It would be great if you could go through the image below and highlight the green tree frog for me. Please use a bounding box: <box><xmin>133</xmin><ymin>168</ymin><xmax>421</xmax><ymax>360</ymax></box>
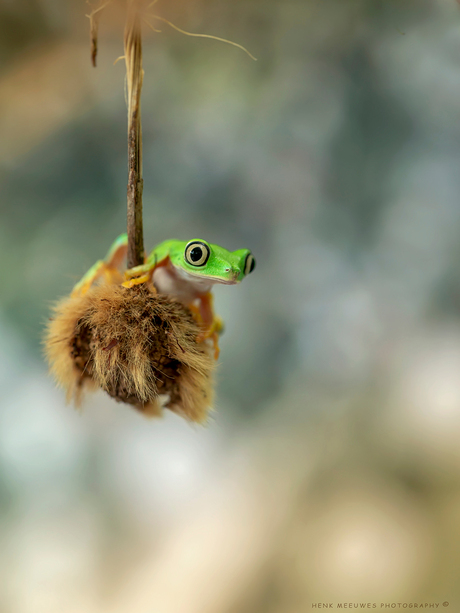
<box><xmin>72</xmin><ymin>234</ymin><xmax>256</xmax><ymax>358</ymax></box>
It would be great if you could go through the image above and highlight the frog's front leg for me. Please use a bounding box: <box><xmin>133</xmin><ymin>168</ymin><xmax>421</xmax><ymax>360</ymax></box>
<box><xmin>122</xmin><ymin>254</ymin><xmax>170</xmax><ymax>289</ymax></box>
<box><xmin>122</xmin><ymin>264</ymin><xmax>153</xmax><ymax>289</ymax></box>
<box><xmin>195</xmin><ymin>292</ymin><xmax>223</xmax><ymax>360</ymax></box>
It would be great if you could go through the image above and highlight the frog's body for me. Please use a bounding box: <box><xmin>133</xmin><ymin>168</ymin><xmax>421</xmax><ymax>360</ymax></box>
<box><xmin>72</xmin><ymin>234</ymin><xmax>255</xmax><ymax>358</ymax></box>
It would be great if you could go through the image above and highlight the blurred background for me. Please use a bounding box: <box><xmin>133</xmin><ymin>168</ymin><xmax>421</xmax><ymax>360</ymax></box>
<box><xmin>1</xmin><ymin>0</ymin><xmax>460</xmax><ymax>611</ymax></box>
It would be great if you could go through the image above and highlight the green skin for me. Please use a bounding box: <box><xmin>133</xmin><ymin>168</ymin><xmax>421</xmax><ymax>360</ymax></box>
<box><xmin>131</xmin><ymin>238</ymin><xmax>253</xmax><ymax>289</ymax></box>
<box><xmin>148</xmin><ymin>239</ymin><xmax>251</xmax><ymax>283</ymax></box>
<box><xmin>72</xmin><ymin>234</ymin><xmax>255</xmax><ymax>355</ymax></box>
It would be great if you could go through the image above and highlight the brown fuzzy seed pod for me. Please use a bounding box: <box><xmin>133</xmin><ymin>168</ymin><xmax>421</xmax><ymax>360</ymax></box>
<box><xmin>44</xmin><ymin>284</ymin><xmax>215</xmax><ymax>423</ymax></box>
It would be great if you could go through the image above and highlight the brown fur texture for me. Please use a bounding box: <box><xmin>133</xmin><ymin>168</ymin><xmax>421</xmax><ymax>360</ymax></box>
<box><xmin>44</xmin><ymin>284</ymin><xmax>215</xmax><ymax>423</ymax></box>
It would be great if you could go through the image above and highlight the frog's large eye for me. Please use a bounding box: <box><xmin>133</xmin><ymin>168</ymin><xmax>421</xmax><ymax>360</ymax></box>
<box><xmin>244</xmin><ymin>253</ymin><xmax>256</xmax><ymax>275</ymax></box>
<box><xmin>185</xmin><ymin>241</ymin><xmax>210</xmax><ymax>267</ymax></box>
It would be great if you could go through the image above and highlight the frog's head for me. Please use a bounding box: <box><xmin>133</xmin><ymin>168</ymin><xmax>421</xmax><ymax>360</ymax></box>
<box><xmin>169</xmin><ymin>239</ymin><xmax>256</xmax><ymax>284</ymax></box>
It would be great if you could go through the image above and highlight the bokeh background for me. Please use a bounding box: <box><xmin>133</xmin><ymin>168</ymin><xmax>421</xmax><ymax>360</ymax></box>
<box><xmin>1</xmin><ymin>0</ymin><xmax>460</xmax><ymax>611</ymax></box>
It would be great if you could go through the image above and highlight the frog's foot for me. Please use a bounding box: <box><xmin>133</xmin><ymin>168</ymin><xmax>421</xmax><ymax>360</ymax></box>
<box><xmin>196</xmin><ymin>317</ymin><xmax>222</xmax><ymax>343</ymax></box>
<box><xmin>121</xmin><ymin>264</ymin><xmax>154</xmax><ymax>289</ymax></box>
<box><xmin>196</xmin><ymin>317</ymin><xmax>223</xmax><ymax>360</ymax></box>
<box><xmin>121</xmin><ymin>274</ymin><xmax>151</xmax><ymax>289</ymax></box>
<box><xmin>213</xmin><ymin>315</ymin><xmax>224</xmax><ymax>336</ymax></box>
<box><xmin>123</xmin><ymin>264</ymin><xmax>148</xmax><ymax>280</ymax></box>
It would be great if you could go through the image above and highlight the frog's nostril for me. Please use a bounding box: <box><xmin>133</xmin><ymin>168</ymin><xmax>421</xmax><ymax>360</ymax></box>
<box><xmin>225</xmin><ymin>268</ymin><xmax>230</xmax><ymax>272</ymax></box>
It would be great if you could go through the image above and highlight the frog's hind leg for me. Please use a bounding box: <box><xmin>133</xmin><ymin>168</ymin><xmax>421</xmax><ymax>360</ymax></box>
<box><xmin>71</xmin><ymin>234</ymin><xmax>128</xmax><ymax>297</ymax></box>
<box><xmin>71</xmin><ymin>260</ymin><xmax>107</xmax><ymax>297</ymax></box>
<box><xmin>105</xmin><ymin>233</ymin><xmax>128</xmax><ymax>269</ymax></box>
<box><xmin>195</xmin><ymin>292</ymin><xmax>223</xmax><ymax>360</ymax></box>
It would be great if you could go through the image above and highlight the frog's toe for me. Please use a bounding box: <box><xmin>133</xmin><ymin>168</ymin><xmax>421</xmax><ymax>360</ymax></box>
<box><xmin>121</xmin><ymin>274</ymin><xmax>151</xmax><ymax>289</ymax></box>
<box><xmin>212</xmin><ymin>332</ymin><xmax>220</xmax><ymax>360</ymax></box>
<box><xmin>214</xmin><ymin>316</ymin><xmax>224</xmax><ymax>336</ymax></box>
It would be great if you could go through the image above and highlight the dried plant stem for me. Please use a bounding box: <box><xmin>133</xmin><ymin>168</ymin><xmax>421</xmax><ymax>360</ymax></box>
<box><xmin>87</xmin><ymin>1</ymin><xmax>111</xmax><ymax>67</ymax></box>
<box><xmin>124</xmin><ymin>1</ymin><xmax>145</xmax><ymax>268</ymax></box>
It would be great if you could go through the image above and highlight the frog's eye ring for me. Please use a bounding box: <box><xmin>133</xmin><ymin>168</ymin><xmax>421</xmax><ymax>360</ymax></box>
<box><xmin>244</xmin><ymin>253</ymin><xmax>256</xmax><ymax>275</ymax></box>
<box><xmin>185</xmin><ymin>241</ymin><xmax>210</xmax><ymax>267</ymax></box>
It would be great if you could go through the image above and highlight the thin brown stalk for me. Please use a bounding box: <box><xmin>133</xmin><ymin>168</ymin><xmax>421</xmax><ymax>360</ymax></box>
<box><xmin>87</xmin><ymin>1</ymin><xmax>110</xmax><ymax>67</ymax></box>
<box><xmin>124</xmin><ymin>0</ymin><xmax>145</xmax><ymax>269</ymax></box>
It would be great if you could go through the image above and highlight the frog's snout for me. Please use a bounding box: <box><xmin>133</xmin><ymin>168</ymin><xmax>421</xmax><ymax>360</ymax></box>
<box><xmin>225</xmin><ymin>267</ymin><xmax>240</xmax><ymax>283</ymax></box>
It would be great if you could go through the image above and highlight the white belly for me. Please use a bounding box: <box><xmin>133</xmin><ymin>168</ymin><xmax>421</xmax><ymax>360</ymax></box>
<box><xmin>153</xmin><ymin>264</ymin><xmax>213</xmax><ymax>304</ymax></box>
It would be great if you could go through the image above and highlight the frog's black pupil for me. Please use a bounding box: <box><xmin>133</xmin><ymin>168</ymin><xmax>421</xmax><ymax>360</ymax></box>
<box><xmin>190</xmin><ymin>247</ymin><xmax>203</xmax><ymax>262</ymax></box>
<box><xmin>249</xmin><ymin>257</ymin><xmax>256</xmax><ymax>273</ymax></box>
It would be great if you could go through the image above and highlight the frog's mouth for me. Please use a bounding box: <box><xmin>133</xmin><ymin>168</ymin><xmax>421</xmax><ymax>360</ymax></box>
<box><xmin>187</xmin><ymin>272</ymin><xmax>240</xmax><ymax>285</ymax></box>
<box><xmin>177</xmin><ymin>266</ymin><xmax>240</xmax><ymax>285</ymax></box>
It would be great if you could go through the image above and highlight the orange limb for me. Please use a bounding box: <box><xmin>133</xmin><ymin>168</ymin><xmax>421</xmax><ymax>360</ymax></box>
<box><xmin>72</xmin><ymin>260</ymin><xmax>122</xmax><ymax>297</ymax></box>
<box><xmin>122</xmin><ymin>255</ymin><xmax>169</xmax><ymax>289</ymax></box>
<box><xmin>72</xmin><ymin>236</ymin><xmax>128</xmax><ymax>297</ymax></box>
<box><xmin>122</xmin><ymin>272</ymin><xmax>152</xmax><ymax>289</ymax></box>
<box><xmin>194</xmin><ymin>292</ymin><xmax>222</xmax><ymax>360</ymax></box>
